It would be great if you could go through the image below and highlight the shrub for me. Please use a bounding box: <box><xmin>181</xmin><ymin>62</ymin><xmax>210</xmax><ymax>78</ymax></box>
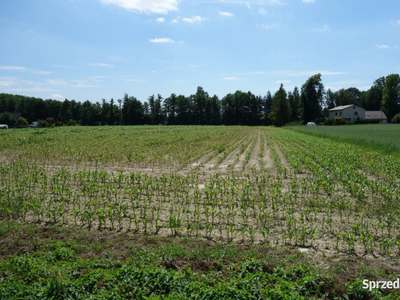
<box><xmin>392</xmin><ymin>113</ymin><xmax>400</xmax><ymax>123</ymax></box>
<box><xmin>0</xmin><ymin>112</ymin><xmax>17</xmax><ymax>126</ymax></box>
<box><xmin>37</xmin><ymin>120</ymin><xmax>49</xmax><ymax>127</ymax></box>
<box><xmin>67</xmin><ymin>119</ymin><xmax>78</xmax><ymax>126</ymax></box>
<box><xmin>314</xmin><ymin>117</ymin><xmax>325</xmax><ymax>124</ymax></box>
<box><xmin>17</xmin><ymin>117</ymin><xmax>28</xmax><ymax>127</ymax></box>
<box><xmin>333</xmin><ymin>117</ymin><xmax>342</xmax><ymax>126</ymax></box>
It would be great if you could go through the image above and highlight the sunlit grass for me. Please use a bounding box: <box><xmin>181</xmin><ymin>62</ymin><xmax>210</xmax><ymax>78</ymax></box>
<box><xmin>288</xmin><ymin>124</ymin><xmax>400</xmax><ymax>154</ymax></box>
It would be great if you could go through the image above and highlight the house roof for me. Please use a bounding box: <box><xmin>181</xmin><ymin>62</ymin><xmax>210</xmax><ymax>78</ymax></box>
<box><xmin>328</xmin><ymin>105</ymin><xmax>356</xmax><ymax>112</ymax></box>
<box><xmin>365</xmin><ymin>111</ymin><xmax>388</xmax><ymax>120</ymax></box>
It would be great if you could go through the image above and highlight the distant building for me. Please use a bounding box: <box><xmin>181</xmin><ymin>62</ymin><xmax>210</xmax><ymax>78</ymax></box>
<box><xmin>46</xmin><ymin>117</ymin><xmax>55</xmax><ymax>125</ymax></box>
<box><xmin>328</xmin><ymin>105</ymin><xmax>365</xmax><ymax>121</ymax></box>
<box><xmin>365</xmin><ymin>111</ymin><xmax>388</xmax><ymax>124</ymax></box>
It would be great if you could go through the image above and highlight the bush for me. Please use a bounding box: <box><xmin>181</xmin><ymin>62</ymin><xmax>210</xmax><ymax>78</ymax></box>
<box><xmin>0</xmin><ymin>112</ymin><xmax>17</xmax><ymax>126</ymax></box>
<box><xmin>37</xmin><ymin>120</ymin><xmax>49</xmax><ymax>128</ymax></box>
<box><xmin>314</xmin><ymin>117</ymin><xmax>325</xmax><ymax>124</ymax></box>
<box><xmin>67</xmin><ymin>119</ymin><xmax>78</xmax><ymax>126</ymax></box>
<box><xmin>285</xmin><ymin>120</ymin><xmax>303</xmax><ymax>126</ymax></box>
<box><xmin>392</xmin><ymin>113</ymin><xmax>400</xmax><ymax>123</ymax></box>
<box><xmin>17</xmin><ymin>117</ymin><xmax>28</xmax><ymax>127</ymax></box>
<box><xmin>333</xmin><ymin>117</ymin><xmax>343</xmax><ymax>126</ymax></box>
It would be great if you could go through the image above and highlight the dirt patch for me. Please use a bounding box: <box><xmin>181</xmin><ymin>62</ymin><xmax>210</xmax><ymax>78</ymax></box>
<box><xmin>270</xmin><ymin>138</ymin><xmax>290</xmax><ymax>168</ymax></box>
<box><xmin>202</xmin><ymin>135</ymin><xmax>250</xmax><ymax>172</ymax></box>
<box><xmin>261</xmin><ymin>131</ymin><xmax>274</xmax><ymax>169</ymax></box>
<box><xmin>233</xmin><ymin>133</ymin><xmax>256</xmax><ymax>172</ymax></box>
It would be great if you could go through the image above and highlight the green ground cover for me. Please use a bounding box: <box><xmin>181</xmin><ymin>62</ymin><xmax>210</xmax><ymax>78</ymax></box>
<box><xmin>0</xmin><ymin>222</ymin><xmax>398</xmax><ymax>299</ymax></box>
<box><xmin>288</xmin><ymin>124</ymin><xmax>400</xmax><ymax>154</ymax></box>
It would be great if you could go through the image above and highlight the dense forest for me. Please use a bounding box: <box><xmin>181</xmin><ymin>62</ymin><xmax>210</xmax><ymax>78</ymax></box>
<box><xmin>1</xmin><ymin>73</ymin><xmax>399</xmax><ymax>127</ymax></box>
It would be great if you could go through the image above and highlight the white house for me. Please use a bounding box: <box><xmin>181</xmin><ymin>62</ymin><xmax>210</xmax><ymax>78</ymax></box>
<box><xmin>328</xmin><ymin>104</ymin><xmax>365</xmax><ymax>121</ymax></box>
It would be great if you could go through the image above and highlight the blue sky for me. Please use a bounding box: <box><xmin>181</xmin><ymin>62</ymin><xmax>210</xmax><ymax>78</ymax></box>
<box><xmin>0</xmin><ymin>0</ymin><xmax>399</xmax><ymax>103</ymax></box>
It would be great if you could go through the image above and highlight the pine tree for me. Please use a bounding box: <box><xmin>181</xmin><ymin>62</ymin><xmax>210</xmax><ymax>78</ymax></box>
<box><xmin>272</xmin><ymin>84</ymin><xmax>290</xmax><ymax>127</ymax></box>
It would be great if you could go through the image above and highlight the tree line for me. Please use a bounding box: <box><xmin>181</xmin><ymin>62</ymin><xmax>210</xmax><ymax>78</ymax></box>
<box><xmin>1</xmin><ymin>73</ymin><xmax>399</xmax><ymax>127</ymax></box>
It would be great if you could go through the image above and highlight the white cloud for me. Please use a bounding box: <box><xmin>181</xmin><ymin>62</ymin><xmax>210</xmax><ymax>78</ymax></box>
<box><xmin>0</xmin><ymin>80</ymin><xmax>17</xmax><ymax>87</ymax></box>
<box><xmin>46</xmin><ymin>79</ymin><xmax>68</xmax><ymax>86</ymax></box>
<box><xmin>33</xmin><ymin>70</ymin><xmax>53</xmax><ymax>75</ymax></box>
<box><xmin>391</xmin><ymin>20</ymin><xmax>400</xmax><ymax>26</ymax></box>
<box><xmin>197</xmin><ymin>0</ymin><xmax>282</xmax><ymax>3</ymax></box>
<box><xmin>302</xmin><ymin>0</ymin><xmax>315</xmax><ymax>3</ymax></box>
<box><xmin>376</xmin><ymin>44</ymin><xmax>389</xmax><ymax>49</ymax></box>
<box><xmin>87</xmin><ymin>76</ymin><xmax>106</xmax><ymax>79</ymax></box>
<box><xmin>70</xmin><ymin>80</ymin><xmax>99</xmax><ymax>88</ymax></box>
<box><xmin>0</xmin><ymin>76</ymin><xmax>103</xmax><ymax>95</ymax></box>
<box><xmin>87</xmin><ymin>76</ymin><xmax>106</xmax><ymax>83</ymax></box>
<box><xmin>288</xmin><ymin>70</ymin><xmax>345</xmax><ymax>76</ymax></box>
<box><xmin>375</xmin><ymin>44</ymin><xmax>398</xmax><ymax>49</ymax></box>
<box><xmin>156</xmin><ymin>17</ymin><xmax>165</xmax><ymax>22</ymax></box>
<box><xmin>5</xmin><ymin>87</ymin><xmax>55</xmax><ymax>93</ymax></box>
<box><xmin>182</xmin><ymin>16</ymin><xmax>207</xmax><ymax>23</ymax></box>
<box><xmin>124</xmin><ymin>79</ymin><xmax>144</xmax><ymax>82</ymax></box>
<box><xmin>171</xmin><ymin>19</ymin><xmax>178</xmax><ymax>23</ymax></box>
<box><xmin>258</xmin><ymin>8</ymin><xmax>267</xmax><ymax>15</ymax></box>
<box><xmin>308</xmin><ymin>24</ymin><xmax>329</xmax><ymax>33</ymax></box>
<box><xmin>247</xmin><ymin>71</ymin><xmax>267</xmax><ymax>75</ymax></box>
<box><xmin>0</xmin><ymin>66</ymin><xmax>28</xmax><ymax>71</ymax></box>
<box><xmin>329</xmin><ymin>80</ymin><xmax>368</xmax><ymax>86</ymax></box>
<box><xmin>219</xmin><ymin>11</ymin><xmax>234</xmax><ymax>17</ymax></box>
<box><xmin>49</xmin><ymin>64</ymin><xmax>69</xmax><ymax>68</ymax></box>
<box><xmin>0</xmin><ymin>66</ymin><xmax>52</xmax><ymax>75</ymax></box>
<box><xmin>83</xmin><ymin>62</ymin><xmax>114</xmax><ymax>67</ymax></box>
<box><xmin>99</xmin><ymin>0</ymin><xmax>179</xmax><ymax>14</ymax></box>
<box><xmin>107</xmin><ymin>56</ymin><xmax>125</xmax><ymax>62</ymax></box>
<box><xmin>150</xmin><ymin>37</ymin><xmax>175</xmax><ymax>43</ymax></box>
<box><xmin>224</xmin><ymin>77</ymin><xmax>239</xmax><ymax>80</ymax></box>
<box><xmin>50</xmin><ymin>94</ymin><xmax>65</xmax><ymax>100</ymax></box>
<box><xmin>257</xmin><ymin>23</ymin><xmax>279</xmax><ymax>30</ymax></box>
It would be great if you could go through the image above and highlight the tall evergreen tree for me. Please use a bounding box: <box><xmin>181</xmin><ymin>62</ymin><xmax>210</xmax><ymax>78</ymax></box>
<box><xmin>325</xmin><ymin>89</ymin><xmax>336</xmax><ymax>109</ymax></box>
<box><xmin>272</xmin><ymin>84</ymin><xmax>290</xmax><ymax>127</ymax></box>
<box><xmin>300</xmin><ymin>73</ymin><xmax>324</xmax><ymax>123</ymax></box>
<box><xmin>209</xmin><ymin>95</ymin><xmax>221</xmax><ymax>125</ymax></box>
<box><xmin>194</xmin><ymin>87</ymin><xmax>208</xmax><ymax>125</ymax></box>
<box><xmin>288</xmin><ymin>86</ymin><xmax>300</xmax><ymax>121</ymax></box>
<box><xmin>164</xmin><ymin>93</ymin><xmax>177</xmax><ymax>125</ymax></box>
<box><xmin>262</xmin><ymin>91</ymin><xmax>273</xmax><ymax>125</ymax></box>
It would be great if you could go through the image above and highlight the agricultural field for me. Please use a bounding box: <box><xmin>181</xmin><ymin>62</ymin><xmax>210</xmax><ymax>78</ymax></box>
<box><xmin>1</xmin><ymin>125</ymin><xmax>400</xmax><ymax>298</ymax></box>
<box><xmin>289</xmin><ymin>124</ymin><xmax>400</xmax><ymax>154</ymax></box>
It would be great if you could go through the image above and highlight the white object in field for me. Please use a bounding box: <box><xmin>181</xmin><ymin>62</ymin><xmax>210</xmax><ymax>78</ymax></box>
<box><xmin>0</xmin><ymin>124</ymin><xmax>8</xmax><ymax>129</ymax></box>
<box><xmin>306</xmin><ymin>122</ymin><xmax>316</xmax><ymax>126</ymax></box>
